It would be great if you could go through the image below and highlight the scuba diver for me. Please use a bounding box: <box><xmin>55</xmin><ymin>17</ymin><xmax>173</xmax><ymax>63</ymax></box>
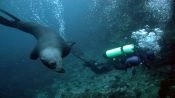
<box><xmin>74</xmin><ymin>25</ymin><xmax>161</xmax><ymax>74</ymax></box>
<box><xmin>72</xmin><ymin>44</ymin><xmax>155</xmax><ymax>74</ymax></box>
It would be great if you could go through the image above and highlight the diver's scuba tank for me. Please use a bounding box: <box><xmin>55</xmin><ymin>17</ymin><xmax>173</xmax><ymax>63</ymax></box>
<box><xmin>104</xmin><ymin>44</ymin><xmax>135</xmax><ymax>58</ymax></box>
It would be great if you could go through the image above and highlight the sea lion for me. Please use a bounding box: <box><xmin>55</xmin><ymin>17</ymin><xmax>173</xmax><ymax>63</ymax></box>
<box><xmin>0</xmin><ymin>9</ymin><xmax>74</xmax><ymax>73</ymax></box>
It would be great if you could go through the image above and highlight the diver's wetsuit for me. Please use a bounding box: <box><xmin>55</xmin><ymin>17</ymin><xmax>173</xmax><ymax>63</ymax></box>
<box><xmin>72</xmin><ymin>51</ymin><xmax>114</xmax><ymax>74</ymax></box>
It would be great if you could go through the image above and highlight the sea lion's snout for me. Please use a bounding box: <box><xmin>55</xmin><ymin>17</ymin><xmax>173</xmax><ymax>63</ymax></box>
<box><xmin>40</xmin><ymin>56</ymin><xmax>65</xmax><ymax>73</ymax></box>
<box><xmin>47</xmin><ymin>62</ymin><xmax>57</xmax><ymax>69</ymax></box>
<box><xmin>41</xmin><ymin>60</ymin><xmax>65</xmax><ymax>73</ymax></box>
<box><xmin>40</xmin><ymin>48</ymin><xmax>65</xmax><ymax>73</ymax></box>
<box><xmin>41</xmin><ymin>60</ymin><xmax>56</xmax><ymax>69</ymax></box>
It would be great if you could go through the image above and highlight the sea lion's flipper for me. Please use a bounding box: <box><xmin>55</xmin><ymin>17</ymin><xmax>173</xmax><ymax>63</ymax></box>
<box><xmin>0</xmin><ymin>16</ymin><xmax>14</xmax><ymax>27</ymax></box>
<box><xmin>30</xmin><ymin>47</ymin><xmax>38</xmax><ymax>60</ymax></box>
<box><xmin>67</xmin><ymin>41</ymin><xmax>76</xmax><ymax>47</ymax></box>
<box><xmin>62</xmin><ymin>41</ymin><xmax>76</xmax><ymax>57</ymax></box>
<box><xmin>0</xmin><ymin>9</ymin><xmax>20</xmax><ymax>28</ymax></box>
<box><xmin>0</xmin><ymin>9</ymin><xmax>20</xmax><ymax>22</ymax></box>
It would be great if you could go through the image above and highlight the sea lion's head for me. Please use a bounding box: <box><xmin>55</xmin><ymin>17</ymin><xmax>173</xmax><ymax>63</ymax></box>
<box><xmin>40</xmin><ymin>48</ymin><xmax>65</xmax><ymax>73</ymax></box>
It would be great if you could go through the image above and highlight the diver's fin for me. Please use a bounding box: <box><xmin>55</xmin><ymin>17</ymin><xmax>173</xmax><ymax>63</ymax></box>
<box><xmin>0</xmin><ymin>9</ymin><xmax>20</xmax><ymax>22</ymax></box>
<box><xmin>30</xmin><ymin>47</ymin><xmax>39</xmax><ymax>60</ymax></box>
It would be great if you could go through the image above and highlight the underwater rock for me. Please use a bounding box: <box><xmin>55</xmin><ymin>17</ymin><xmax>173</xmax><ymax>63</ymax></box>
<box><xmin>60</xmin><ymin>91</ymin><xmax>136</xmax><ymax>98</ymax></box>
<box><xmin>159</xmin><ymin>72</ymin><xmax>175</xmax><ymax>98</ymax></box>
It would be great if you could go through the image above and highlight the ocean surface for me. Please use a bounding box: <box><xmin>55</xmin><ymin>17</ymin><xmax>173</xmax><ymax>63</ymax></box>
<box><xmin>0</xmin><ymin>0</ymin><xmax>175</xmax><ymax>98</ymax></box>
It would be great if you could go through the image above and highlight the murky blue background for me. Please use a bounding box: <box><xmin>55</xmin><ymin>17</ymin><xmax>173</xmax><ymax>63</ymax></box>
<box><xmin>0</xmin><ymin>0</ymin><xmax>174</xmax><ymax>98</ymax></box>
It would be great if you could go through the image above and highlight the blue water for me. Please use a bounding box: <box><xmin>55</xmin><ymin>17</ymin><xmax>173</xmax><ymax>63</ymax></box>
<box><xmin>0</xmin><ymin>0</ymin><xmax>174</xmax><ymax>98</ymax></box>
